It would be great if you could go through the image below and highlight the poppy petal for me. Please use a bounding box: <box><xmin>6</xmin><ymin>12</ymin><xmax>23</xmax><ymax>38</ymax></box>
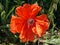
<box><xmin>36</xmin><ymin>14</ymin><xmax>50</xmax><ymax>30</ymax></box>
<box><xmin>36</xmin><ymin>14</ymin><xmax>49</xmax><ymax>22</ymax></box>
<box><xmin>36</xmin><ymin>19</ymin><xmax>49</xmax><ymax>37</ymax></box>
<box><xmin>16</xmin><ymin>6</ymin><xmax>23</xmax><ymax>17</ymax></box>
<box><xmin>32</xmin><ymin>14</ymin><xmax>49</xmax><ymax>37</ymax></box>
<box><xmin>31</xmin><ymin>4</ymin><xmax>42</xmax><ymax>17</ymax></box>
<box><xmin>10</xmin><ymin>15</ymin><xmax>24</xmax><ymax>34</ymax></box>
<box><xmin>16</xmin><ymin>4</ymin><xmax>31</xmax><ymax>19</ymax></box>
<box><xmin>19</xmin><ymin>23</ymin><xmax>34</xmax><ymax>42</ymax></box>
<box><xmin>23</xmin><ymin>4</ymin><xmax>32</xmax><ymax>17</ymax></box>
<box><xmin>35</xmin><ymin>22</ymin><xmax>43</xmax><ymax>37</ymax></box>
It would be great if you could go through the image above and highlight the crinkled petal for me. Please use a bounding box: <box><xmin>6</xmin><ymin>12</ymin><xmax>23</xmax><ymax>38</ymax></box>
<box><xmin>36</xmin><ymin>22</ymin><xmax>43</xmax><ymax>37</ymax></box>
<box><xmin>10</xmin><ymin>15</ymin><xmax>24</xmax><ymax>34</ymax></box>
<box><xmin>36</xmin><ymin>14</ymin><xmax>49</xmax><ymax>22</ymax></box>
<box><xmin>16</xmin><ymin>4</ymin><xmax>31</xmax><ymax>19</ymax></box>
<box><xmin>31</xmin><ymin>4</ymin><xmax>42</xmax><ymax>17</ymax></box>
<box><xmin>16</xmin><ymin>4</ymin><xmax>42</xmax><ymax>19</ymax></box>
<box><xmin>23</xmin><ymin>4</ymin><xmax>32</xmax><ymax>18</ymax></box>
<box><xmin>19</xmin><ymin>23</ymin><xmax>34</xmax><ymax>42</ymax></box>
<box><xmin>16</xmin><ymin>6</ymin><xmax>22</xmax><ymax>16</ymax></box>
<box><xmin>32</xmin><ymin>14</ymin><xmax>50</xmax><ymax>37</ymax></box>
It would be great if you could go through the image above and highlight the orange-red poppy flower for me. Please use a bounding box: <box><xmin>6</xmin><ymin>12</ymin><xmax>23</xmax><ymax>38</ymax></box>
<box><xmin>10</xmin><ymin>3</ymin><xmax>50</xmax><ymax>42</ymax></box>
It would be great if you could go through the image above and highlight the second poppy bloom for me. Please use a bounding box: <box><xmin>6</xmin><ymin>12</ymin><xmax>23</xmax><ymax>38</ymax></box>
<box><xmin>10</xmin><ymin>4</ymin><xmax>50</xmax><ymax>42</ymax></box>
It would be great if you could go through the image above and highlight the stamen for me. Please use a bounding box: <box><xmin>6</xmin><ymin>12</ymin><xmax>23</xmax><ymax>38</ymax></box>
<box><xmin>27</xmin><ymin>18</ymin><xmax>34</xmax><ymax>25</ymax></box>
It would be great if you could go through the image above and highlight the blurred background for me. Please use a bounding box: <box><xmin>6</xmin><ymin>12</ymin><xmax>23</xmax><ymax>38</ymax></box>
<box><xmin>0</xmin><ymin>0</ymin><xmax>60</xmax><ymax>45</ymax></box>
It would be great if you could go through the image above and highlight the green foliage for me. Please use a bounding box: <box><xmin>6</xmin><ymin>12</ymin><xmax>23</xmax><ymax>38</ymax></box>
<box><xmin>48</xmin><ymin>38</ymin><xmax>60</xmax><ymax>45</ymax></box>
<box><xmin>0</xmin><ymin>0</ymin><xmax>60</xmax><ymax>45</ymax></box>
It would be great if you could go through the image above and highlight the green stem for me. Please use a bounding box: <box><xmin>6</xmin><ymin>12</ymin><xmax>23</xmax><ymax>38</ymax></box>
<box><xmin>48</xmin><ymin>0</ymin><xmax>56</xmax><ymax>36</ymax></box>
<box><xmin>5</xmin><ymin>6</ymin><xmax>15</xmax><ymax>20</ymax></box>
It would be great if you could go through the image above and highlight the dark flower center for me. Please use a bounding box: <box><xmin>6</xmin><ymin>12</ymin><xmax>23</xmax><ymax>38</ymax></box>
<box><xmin>28</xmin><ymin>18</ymin><xmax>34</xmax><ymax>25</ymax></box>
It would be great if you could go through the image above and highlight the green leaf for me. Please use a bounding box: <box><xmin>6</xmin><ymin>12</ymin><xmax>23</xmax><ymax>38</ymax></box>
<box><xmin>53</xmin><ymin>3</ymin><xmax>57</xmax><ymax>11</ymax></box>
<box><xmin>5</xmin><ymin>0</ymin><xmax>9</xmax><ymax>12</ymax></box>
<box><xmin>14</xmin><ymin>0</ymin><xmax>24</xmax><ymax>5</ymax></box>
<box><xmin>5</xmin><ymin>6</ymin><xmax>15</xmax><ymax>20</ymax></box>
<box><xmin>1</xmin><ymin>11</ymin><xmax>6</xmax><ymax>21</ymax></box>
<box><xmin>48</xmin><ymin>38</ymin><xmax>60</xmax><ymax>45</ymax></box>
<box><xmin>0</xmin><ymin>3</ymin><xmax>4</xmax><ymax>12</ymax></box>
<box><xmin>53</xmin><ymin>0</ymin><xmax>59</xmax><ymax>3</ymax></box>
